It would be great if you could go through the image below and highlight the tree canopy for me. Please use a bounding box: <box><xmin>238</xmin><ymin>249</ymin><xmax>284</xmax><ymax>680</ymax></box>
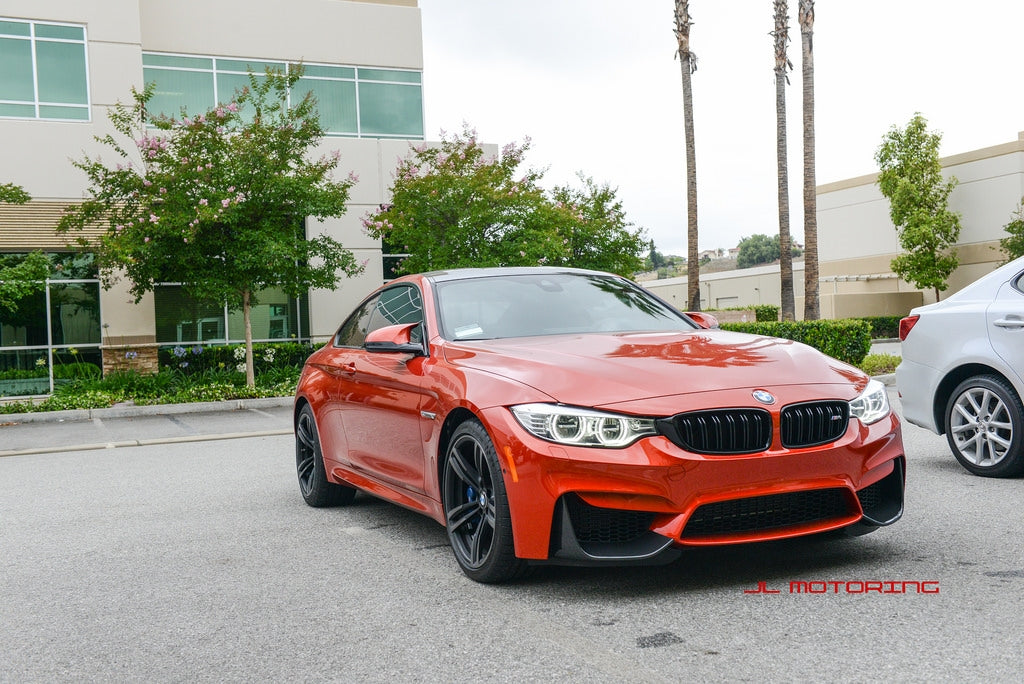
<box><xmin>999</xmin><ymin>198</ymin><xmax>1024</xmax><ymax>263</ymax></box>
<box><xmin>0</xmin><ymin>182</ymin><xmax>30</xmax><ymax>205</ymax></box>
<box><xmin>362</xmin><ymin>127</ymin><xmax>646</xmax><ymax>277</ymax></box>
<box><xmin>0</xmin><ymin>184</ymin><xmax>48</xmax><ymax>315</ymax></box>
<box><xmin>58</xmin><ymin>67</ymin><xmax>362</xmax><ymax>385</ymax></box>
<box><xmin>875</xmin><ymin>113</ymin><xmax>961</xmax><ymax>297</ymax></box>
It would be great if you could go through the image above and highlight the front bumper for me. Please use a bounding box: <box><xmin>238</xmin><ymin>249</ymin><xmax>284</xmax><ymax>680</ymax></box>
<box><xmin>479</xmin><ymin>405</ymin><xmax>905</xmax><ymax>563</ymax></box>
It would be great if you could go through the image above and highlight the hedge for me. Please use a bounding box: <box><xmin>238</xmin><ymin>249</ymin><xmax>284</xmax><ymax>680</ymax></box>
<box><xmin>857</xmin><ymin>315</ymin><xmax>902</xmax><ymax>339</ymax></box>
<box><xmin>158</xmin><ymin>342</ymin><xmax>316</xmax><ymax>375</ymax></box>
<box><xmin>719</xmin><ymin>319</ymin><xmax>873</xmax><ymax>366</ymax></box>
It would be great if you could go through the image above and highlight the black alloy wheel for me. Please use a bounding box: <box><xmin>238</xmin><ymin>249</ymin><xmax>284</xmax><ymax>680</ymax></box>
<box><xmin>442</xmin><ymin>420</ymin><xmax>528</xmax><ymax>583</ymax></box>
<box><xmin>295</xmin><ymin>404</ymin><xmax>356</xmax><ymax>507</ymax></box>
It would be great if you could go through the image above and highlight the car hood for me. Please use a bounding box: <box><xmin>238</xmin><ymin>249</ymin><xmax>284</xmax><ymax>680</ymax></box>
<box><xmin>441</xmin><ymin>330</ymin><xmax>865</xmax><ymax>408</ymax></box>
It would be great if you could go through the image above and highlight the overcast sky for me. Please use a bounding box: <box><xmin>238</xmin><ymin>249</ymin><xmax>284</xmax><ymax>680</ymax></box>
<box><xmin>418</xmin><ymin>0</ymin><xmax>1024</xmax><ymax>256</ymax></box>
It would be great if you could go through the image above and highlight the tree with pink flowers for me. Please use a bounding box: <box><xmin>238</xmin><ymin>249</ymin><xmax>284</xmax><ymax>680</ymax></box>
<box><xmin>59</xmin><ymin>67</ymin><xmax>361</xmax><ymax>386</ymax></box>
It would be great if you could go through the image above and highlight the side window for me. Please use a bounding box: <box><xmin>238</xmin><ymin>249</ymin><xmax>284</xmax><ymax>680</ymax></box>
<box><xmin>334</xmin><ymin>295</ymin><xmax>379</xmax><ymax>347</ymax></box>
<box><xmin>366</xmin><ymin>286</ymin><xmax>424</xmax><ymax>343</ymax></box>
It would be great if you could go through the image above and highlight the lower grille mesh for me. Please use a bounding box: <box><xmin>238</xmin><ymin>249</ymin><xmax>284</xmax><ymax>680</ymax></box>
<box><xmin>682</xmin><ymin>488</ymin><xmax>850</xmax><ymax>538</ymax></box>
<box><xmin>565</xmin><ymin>495</ymin><xmax>655</xmax><ymax>544</ymax></box>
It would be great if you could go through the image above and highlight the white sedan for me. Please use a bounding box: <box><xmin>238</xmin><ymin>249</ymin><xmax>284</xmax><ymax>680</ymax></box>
<box><xmin>897</xmin><ymin>256</ymin><xmax>1024</xmax><ymax>477</ymax></box>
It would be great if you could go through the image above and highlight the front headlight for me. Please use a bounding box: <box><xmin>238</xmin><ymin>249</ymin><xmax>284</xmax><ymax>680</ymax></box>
<box><xmin>510</xmin><ymin>403</ymin><xmax>657</xmax><ymax>448</ymax></box>
<box><xmin>849</xmin><ymin>379</ymin><xmax>890</xmax><ymax>425</ymax></box>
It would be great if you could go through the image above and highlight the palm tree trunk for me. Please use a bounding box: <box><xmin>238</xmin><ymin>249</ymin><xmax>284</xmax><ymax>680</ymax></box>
<box><xmin>674</xmin><ymin>1</ymin><xmax>701</xmax><ymax>311</ymax></box>
<box><xmin>800</xmin><ymin>0</ymin><xmax>819</xmax><ymax>320</ymax></box>
<box><xmin>773</xmin><ymin>0</ymin><xmax>795</xmax><ymax>321</ymax></box>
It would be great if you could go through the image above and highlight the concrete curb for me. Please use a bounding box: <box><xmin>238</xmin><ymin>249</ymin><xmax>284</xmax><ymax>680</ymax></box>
<box><xmin>0</xmin><ymin>428</ymin><xmax>293</xmax><ymax>458</ymax></box>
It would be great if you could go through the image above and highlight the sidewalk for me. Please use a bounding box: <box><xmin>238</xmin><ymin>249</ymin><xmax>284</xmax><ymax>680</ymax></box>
<box><xmin>0</xmin><ymin>397</ymin><xmax>293</xmax><ymax>458</ymax></box>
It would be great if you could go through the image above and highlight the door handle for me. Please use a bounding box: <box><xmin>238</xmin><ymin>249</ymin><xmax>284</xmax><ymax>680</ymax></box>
<box><xmin>341</xmin><ymin>362</ymin><xmax>357</xmax><ymax>374</ymax></box>
<box><xmin>994</xmin><ymin>318</ymin><xmax>1024</xmax><ymax>329</ymax></box>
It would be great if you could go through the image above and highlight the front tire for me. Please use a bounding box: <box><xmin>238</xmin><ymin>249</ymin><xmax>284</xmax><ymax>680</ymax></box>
<box><xmin>945</xmin><ymin>375</ymin><xmax>1024</xmax><ymax>478</ymax></box>
<box><xmin>295</xmin><ymin>404</ymin><xmax>357</xmax><ymax>506</ymax></box>
<box><xmin>442</xmin><ymin>420</ymin><xmax>528</xmax><ymax>583</ymax></box>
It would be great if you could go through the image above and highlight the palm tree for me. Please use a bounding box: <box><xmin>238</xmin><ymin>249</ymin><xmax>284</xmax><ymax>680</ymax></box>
<box><xmin>772</xmin><ymin>0</ymin><xmax>795</xmax><ymax>321</ymax></box>
<box><xmin>674</xmin><ymin>0</ymin><xmax>700</xmax><ymax>311</ymax></box>
<box><xmin>799</xmin><ymin>0</ymin><xmax>818</xmax><ymax>320</ymax></box>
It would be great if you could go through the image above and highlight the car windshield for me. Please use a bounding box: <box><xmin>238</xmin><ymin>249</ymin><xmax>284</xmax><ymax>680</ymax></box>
<box><xmin>435</xmin><ymin>272</ymin><xmax>694</xmax><ymax>340</ymax></box>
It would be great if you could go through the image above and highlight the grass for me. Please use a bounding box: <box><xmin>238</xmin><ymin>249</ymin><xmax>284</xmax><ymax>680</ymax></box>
<box><xmin>860</xmin><ymin>353</ymin><xmax>900</xmax><ymax>376</ymax></box>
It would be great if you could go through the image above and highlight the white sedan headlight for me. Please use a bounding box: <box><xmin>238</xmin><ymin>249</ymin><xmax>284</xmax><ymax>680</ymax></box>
<box><xmin>849</xmin><ymin>379</ymin><xmax>890</xmax><ymax>425</ymax></box>
<box><xmin>510</xmin><ymin>404</ymin><xmax>657</xmax><ymax>448</ymax></box>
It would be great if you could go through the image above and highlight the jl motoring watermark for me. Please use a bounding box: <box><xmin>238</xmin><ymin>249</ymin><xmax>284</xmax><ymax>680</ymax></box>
<box><xmin>744</xmin><ymin>580</ymin><xmax>940</xmax><ymax>595</ymax></box>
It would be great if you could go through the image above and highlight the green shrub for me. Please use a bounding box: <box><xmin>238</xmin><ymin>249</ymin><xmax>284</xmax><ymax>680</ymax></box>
<box><xmin>860</xmin><ymin>353</ymin><xmax>900</xmax><ymax>376</ymax></box>
<box><xmin>720</xmin><ymin>319</ymin><xmax>873</xmax><ymax>366</ymax></box>
<box><xmin>857</xmin><ymin>316</ymin><xmax>903</xmax><ymax>339</ymax></box>
<box><xmin>753</xmin><ymin>305</ymin><xmax>780</xmax><ymax>322</ymax></box>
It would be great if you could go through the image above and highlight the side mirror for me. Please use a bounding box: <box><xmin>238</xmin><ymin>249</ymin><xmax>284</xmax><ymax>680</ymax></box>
<box><xmin>364</xmin><ymin>322</ymin><xmax>425</xmax><ymax>355</ymax></box>
<box><xmin>685</xmin><ymin>311</ymin><xmax>720</xmax><ymax>330</ymax></box>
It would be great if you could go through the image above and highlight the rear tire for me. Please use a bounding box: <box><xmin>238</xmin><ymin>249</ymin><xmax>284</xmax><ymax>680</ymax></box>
<box><xmin>442</xmin><ymin>420</ymin><xmax>529</xmax><ymax>583</ymax></box>
<box><xmin>945</xmin><ymin>375</ymin><xmax>1024</xmax><ymax>478</ymax></box>
<box><xmin>295</xmin><ymin>404</ymin><xmax>357</xmax><ymax>506</ymax></box>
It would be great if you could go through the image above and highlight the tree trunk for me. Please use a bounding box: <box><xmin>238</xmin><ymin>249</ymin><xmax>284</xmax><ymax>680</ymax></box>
<box><xmin>800</xmin><ymin>0</ymin><xmax>819</xmax><ymax>320</ymax></box>
<box><xmin>243</xmin><ymin>288</ymin><xmax>255</xmax><ymax>388</ymax></box>
<box><xmin>675</xmin><ymin>1</ymin><xmax>701</xmax><ymax>311</ymax></box>
<box><xmin>774</xmin><ymin>0</ymin><xmax>795</xmax><ymax>321</ymax></box>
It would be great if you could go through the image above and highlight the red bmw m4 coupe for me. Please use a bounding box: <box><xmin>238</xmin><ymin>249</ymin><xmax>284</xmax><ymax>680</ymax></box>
<box><xmin>294</xmin><ymin>267</ymin><xmax>904</xmax><ymax>582</ymax></box>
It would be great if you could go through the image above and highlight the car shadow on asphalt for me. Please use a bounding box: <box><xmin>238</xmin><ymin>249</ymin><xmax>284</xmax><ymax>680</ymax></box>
<box><xmin>326</xmin><ymin>491</ymin><xmax>906</xmax><ymax>595</ymax></box>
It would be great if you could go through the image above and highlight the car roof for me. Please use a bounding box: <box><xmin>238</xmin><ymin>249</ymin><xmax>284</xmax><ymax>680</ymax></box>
<box><xmin>420</xmin><ymin>266</ymin><xmax>614</xmax><ymax>283</ymax></box>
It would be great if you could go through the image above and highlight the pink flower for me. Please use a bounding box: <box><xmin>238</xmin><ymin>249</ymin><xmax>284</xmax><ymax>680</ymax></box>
<box><xmin>149</xmin><ymin>214</ymin><xmax>159</xmax><ymax>223</ymax></box>
<box><xmin>143</xmin><ymin>180</ymin><xmax>152</xmax><ymax>187</ymax></box>
<box><xmin>227</xmin><ymin>186</ymin><xmax>235</xmax><ymax>193</ymax></box>
<box><xmin>144</xmin><ymin>236</ymin><xmax>150</xmax><ymax>243</ymax></box>
<box><xmin>221</xmin><ymin>199</ymin><xmax>230</xmax><ymax>208</ymax></box>
<box><xmin>227</xmin><ymin>102</ymin><xmax>239</xmax><ymax>113</ymax></box>
<box><xmin>199</xmin><ymin>198</ymin><xmax>208</xmax><ymax>206</ymax></box>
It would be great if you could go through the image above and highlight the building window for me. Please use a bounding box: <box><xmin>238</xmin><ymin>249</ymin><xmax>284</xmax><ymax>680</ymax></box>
<box><xmin>142</xmin><ymin>53</ymin><xmax>423</xmax><ymax>139</ymax></box>
<box><xmin>153</xmin><ymin>285</ymin><xmax>309</xmax><ymax>345</ymax></box>
<box><xmin>0</xmin><ymin>253</ymin><xmax>101</xmax><ymax>397</ymax></box>
<box><xmin>381</xmin><ymin>234</ymin><xmax>409</xmax><ymax>282</ymax></box>
<box><xmin>0</xmin><ymin>18</ymin><xmax>90</xmax><ymax>121</ymax></box>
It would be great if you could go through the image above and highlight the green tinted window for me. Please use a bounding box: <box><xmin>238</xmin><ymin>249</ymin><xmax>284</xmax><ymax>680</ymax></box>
<box><xmin>141</xmin><ymin>52</ymin><xmax>423</xmax><ymax>139</ymax></box>
<box><xmin>0</xmin><ymin>20</ymin><xmax>30</xmax><ymax>37</ymax></box>
<box><xmin>358</xmin><ymin>68</ymin><xmax>421</xmax><ymax>84</ymax></box>
<box><xmin>294</xmin><ymin>77</ymin><xmax>357</xmax><ymax>135</ymax></box>
<box><xmin>0</xmin><ymin>37</ymin><xmax>33</xmax><ymax>101</ymax></box>
<box><xmin>218</xmin><ymin>58</ymin><xmax>284</xmax><ymax>74</ymax></box>
<box><xmin>34</xmin><ymin>24</ymin><xmax>84</xmax><ymax>41</ymax></box>
<box><xmin>143</xmin><ymin>53</ymin><xmax>212</xmax><ymax>70</ymax></box>
<box><xmin>36</xmin><ymin>40</ymin><xmax>88</xmax><ymax>104</ymax></box>
<box><xmin>301</xmin><ymin>64</ymin><xmax>354</xmax><ymax>80</ymax></box>
<box><xmin>0</xmin><ymin>20</ymin><xmax>88</xmax><ymax>121</ymax></box>
<box><xmin>358</xmin><ymin>82</ymin><xmax>423</xmax><ymax>137</ymax></box>
<box><xmin>144</xmin><ymin>67</ymin><xmax>214</xmax><ymax>117</ymax></box>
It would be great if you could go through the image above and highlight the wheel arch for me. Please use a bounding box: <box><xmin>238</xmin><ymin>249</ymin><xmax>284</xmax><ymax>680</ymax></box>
<box><xmin>933</xmin><ymin>364</ymin><xmax>1020</xmax><ymax>434</ymax></box>
<box><xmin>293</xmin><ymin>395</ymin><xmax>310</xmax><ymax>430</ymax></box>
<box><xmin>436</xmin><ymin>406</ymin><xmax>481</xmax><ymax>488</ymax></box>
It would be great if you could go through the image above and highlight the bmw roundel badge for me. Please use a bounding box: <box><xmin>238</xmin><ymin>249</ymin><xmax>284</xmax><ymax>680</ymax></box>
<box><xmin>752</xmin><ymin>389</ymin><xmax>776</xmax><ymax>405</ymax></box>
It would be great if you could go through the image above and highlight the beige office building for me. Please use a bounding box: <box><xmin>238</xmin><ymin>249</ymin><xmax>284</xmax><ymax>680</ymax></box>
<box><xmin>1</xmin><ymin>0</ymin><xmax>422</xmax><ymax>393</ymax></box>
